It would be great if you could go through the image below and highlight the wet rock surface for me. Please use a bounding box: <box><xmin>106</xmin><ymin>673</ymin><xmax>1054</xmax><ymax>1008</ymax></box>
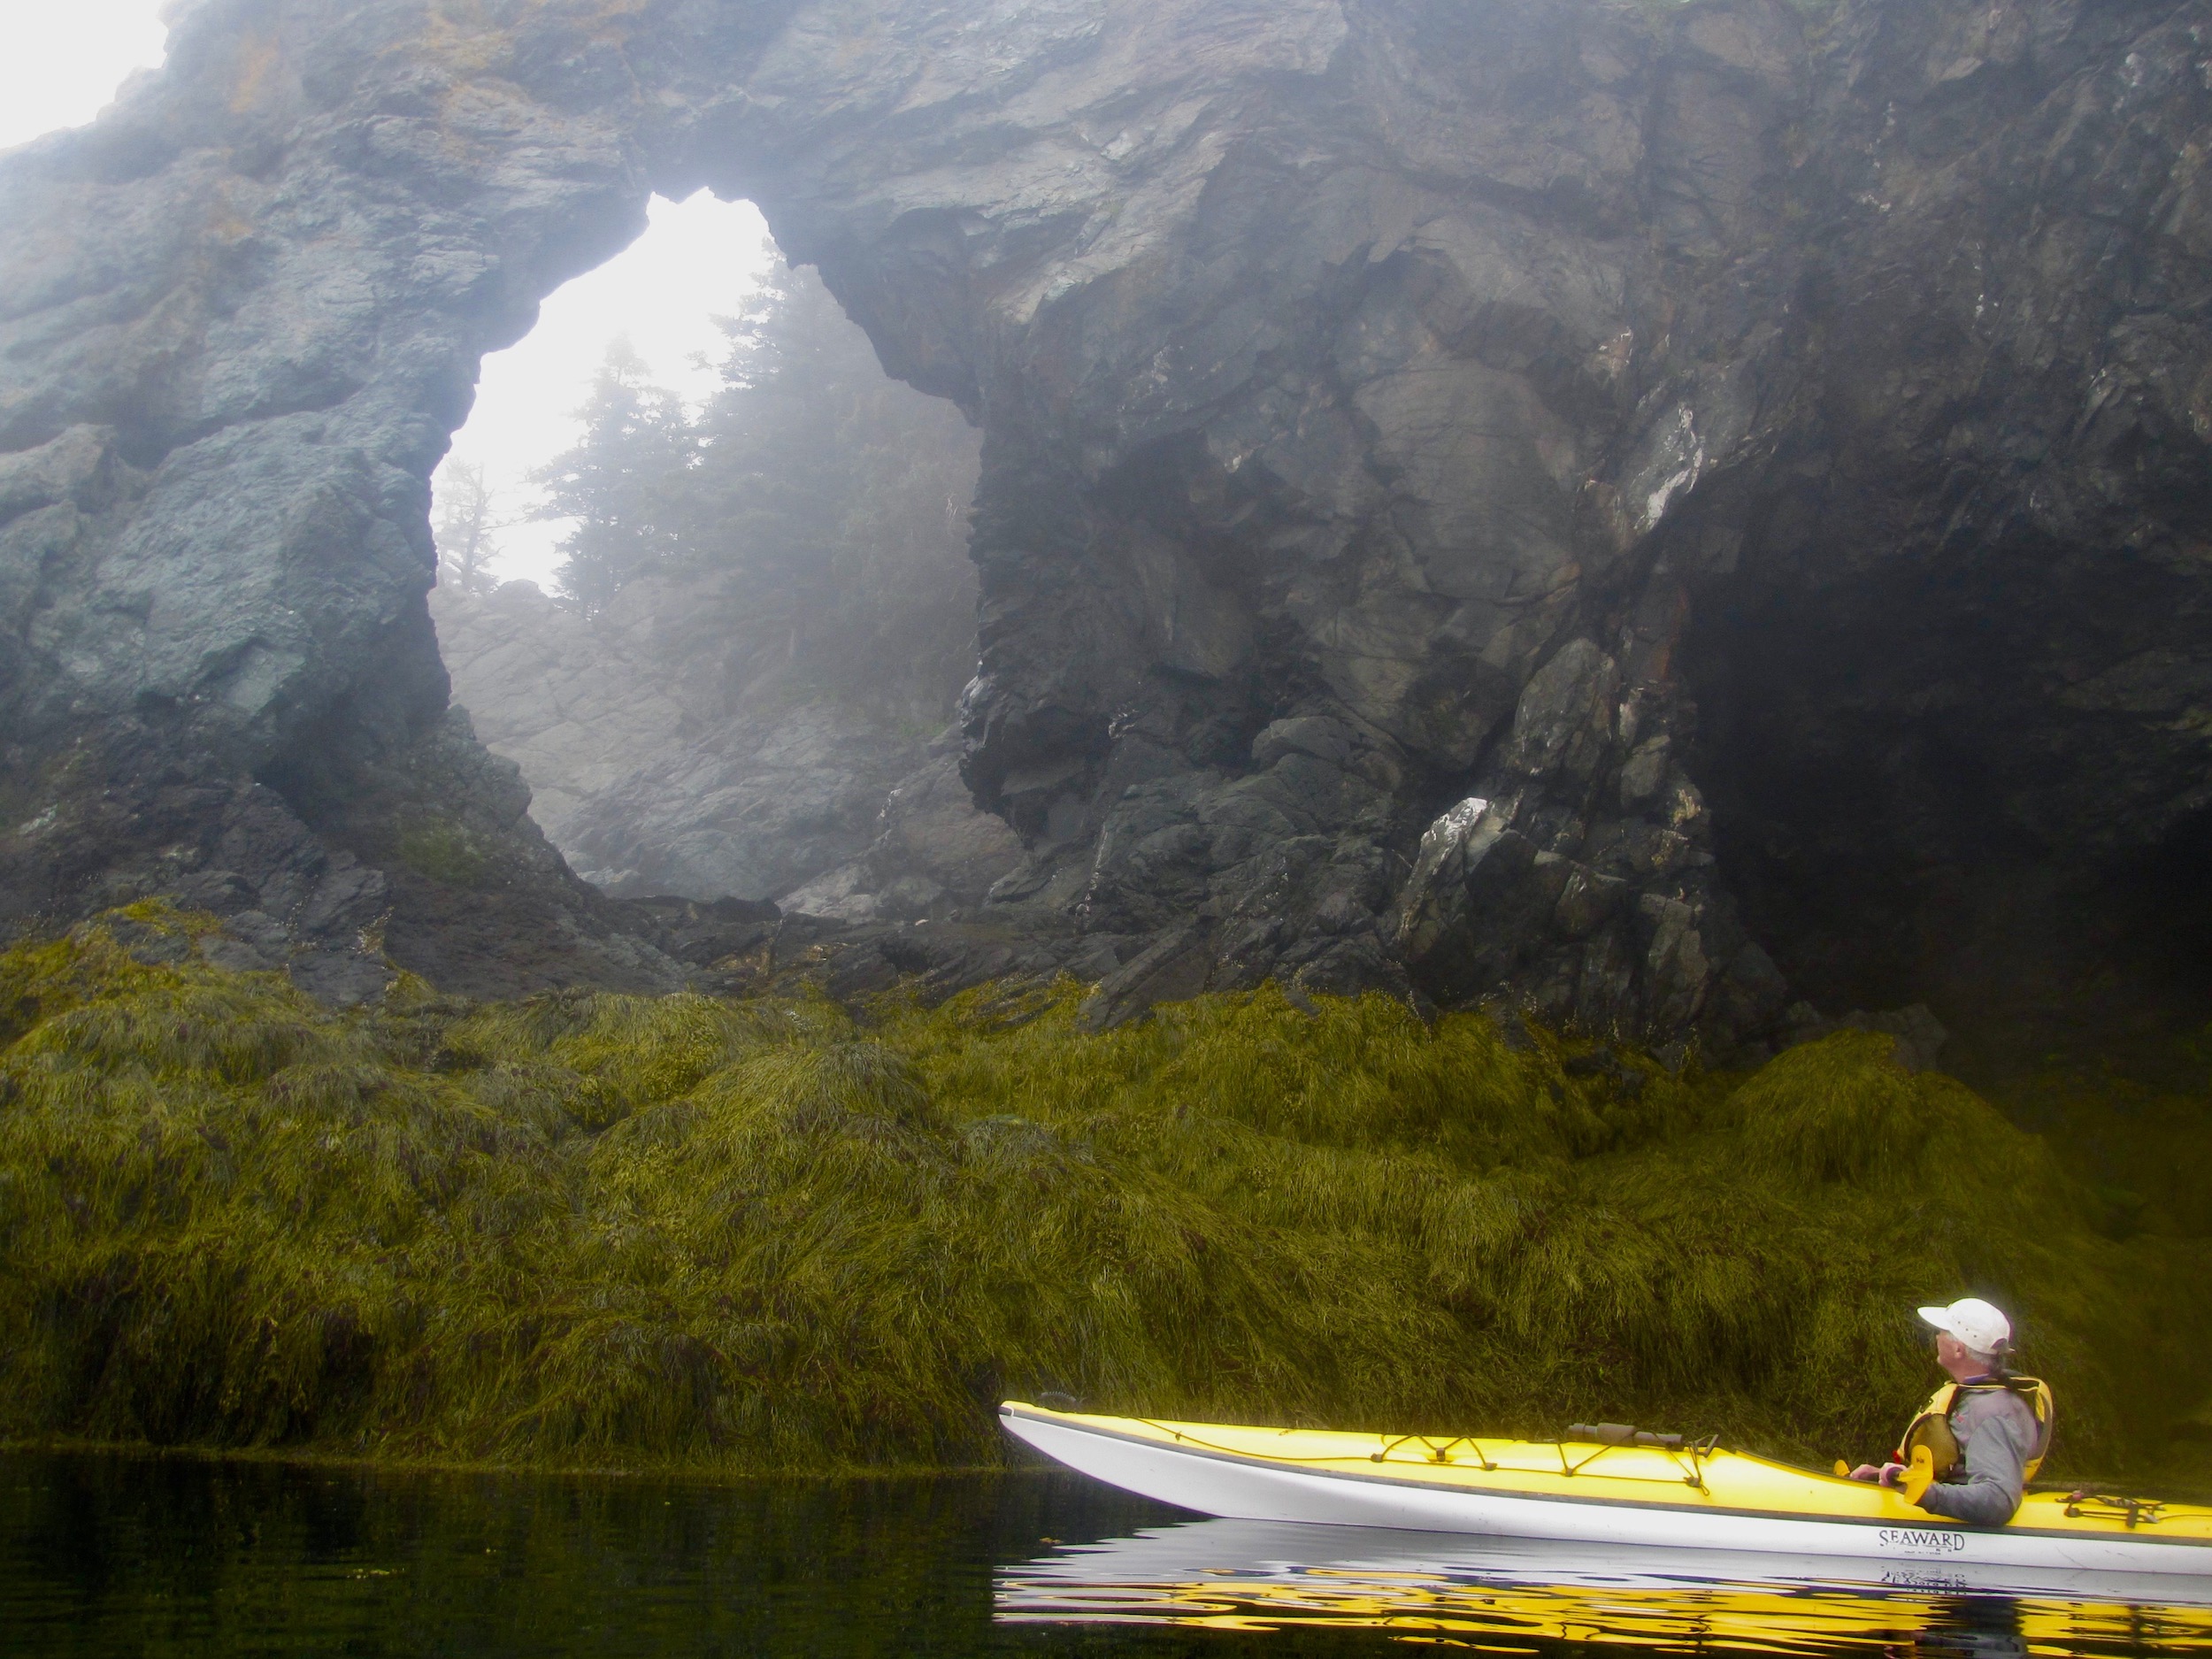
<box><xmin>2</xmin><ymin>0</ymin><xmax>2208</xmax><ymax>1048</ymax></box>
<box><xmin>432</xmin><ymin>578</ymin><xmax>1023</xmax><ymax>917</ymax></box>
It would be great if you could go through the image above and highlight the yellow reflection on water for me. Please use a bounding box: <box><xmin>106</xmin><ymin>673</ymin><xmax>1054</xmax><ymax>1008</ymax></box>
<box><xmin>997</xmin><ymin>1527</ymin><xmax>2212</xmax><ymax>1655</ymax></box>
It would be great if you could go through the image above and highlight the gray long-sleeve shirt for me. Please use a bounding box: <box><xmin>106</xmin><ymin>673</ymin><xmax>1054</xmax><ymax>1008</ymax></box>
<box><xmin>1915</xmin><ymin>1386</ymin><xmax>2042</xmax><ymax>1525</ymax></box>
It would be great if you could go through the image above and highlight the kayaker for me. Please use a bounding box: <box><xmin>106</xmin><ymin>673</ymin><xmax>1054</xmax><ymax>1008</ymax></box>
<box><xmin>1848</xmin><ymin>1298</ymin><xmax>2052</xmax><ymax>1525</ymax></box>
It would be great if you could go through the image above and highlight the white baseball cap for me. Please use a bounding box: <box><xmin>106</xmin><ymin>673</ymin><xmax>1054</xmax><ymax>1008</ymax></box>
<box><xmin>1919</xmin><ymin>1297</ymin><xmax>2012</xmax><ymax>1355</ymax></box>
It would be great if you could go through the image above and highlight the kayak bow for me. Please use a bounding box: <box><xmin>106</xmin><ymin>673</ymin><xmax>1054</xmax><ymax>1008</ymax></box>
<box><xmin>1000</xmin><ymin>1402</ymin><xmax>2212</xmax><ymax>1574</ymax></box>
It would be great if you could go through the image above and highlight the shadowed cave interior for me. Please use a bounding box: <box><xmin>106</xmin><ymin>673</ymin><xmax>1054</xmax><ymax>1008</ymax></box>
<box><xmin>413</xmin><ymin>205</ymin><xmax>2212</xmax><ymax>1087</ymax></box>
<box><xmin>363</xmin><ymin>188</ymin><xmax>2212</xmax><ymax>1085</ymax></box>
<box><xmin>1684</xmin><ymin>526</ymin><xmax>2212</xmax><ymax>1085</ymax></box>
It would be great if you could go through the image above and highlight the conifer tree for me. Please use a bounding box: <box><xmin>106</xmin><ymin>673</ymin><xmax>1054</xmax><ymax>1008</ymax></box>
<box><xmin>526</xmin><ymin>257</ymin><xmax>978</xmax><ymax>721</ymax></box>
<box><xmin>536</xmin><ymin>337</ymin><xmax>698</xmax><ymax>613</ymax></box>
<box><xmin>687</xmin><ymin>253</ymin><xmax>978</xmax><ymax>718</ymax></box>
<box><xmin>432</xmin><ymin>459</ymin><xmax>504</xmax><ymax>594</ymax></box>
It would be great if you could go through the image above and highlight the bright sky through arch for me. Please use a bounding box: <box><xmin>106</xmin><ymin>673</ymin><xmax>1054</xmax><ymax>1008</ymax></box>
<box><xmin>442</xmin><ymin>194</ymin><xmax>775</xmax><ymax>590</ymax></box>
<box><xmin>0</xmin><ymin>4</ymin><xmax>774</xmax><ymax>590</ymax></box>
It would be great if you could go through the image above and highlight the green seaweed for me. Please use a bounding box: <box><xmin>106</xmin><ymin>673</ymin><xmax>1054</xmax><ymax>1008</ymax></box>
<box><xmin>396</xmin><ymin>818</ymin><xmax>490</xmax><ymax>887</ymax></box>
<box><xmin>0</xmin><ymin>909</ymin><xmax>2206</xmax><ymax>1479</ymax></box>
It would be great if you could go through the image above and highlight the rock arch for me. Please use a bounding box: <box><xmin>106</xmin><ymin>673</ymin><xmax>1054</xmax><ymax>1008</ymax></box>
<box><xmin>3</xmin><ymin>0</ymin><xmax>2208</xmax><ymax>1056</ymax></box>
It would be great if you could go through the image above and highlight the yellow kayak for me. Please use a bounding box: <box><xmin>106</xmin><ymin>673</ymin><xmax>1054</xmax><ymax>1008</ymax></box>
<box><xmin>1001</xmin><ymin>1402</ymin><xmax>2212</xmax><ymax>1575</ymax></box>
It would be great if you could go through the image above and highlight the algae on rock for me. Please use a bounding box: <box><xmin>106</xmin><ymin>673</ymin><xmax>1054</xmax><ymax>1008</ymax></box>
<box><xmin>0</xmin><ymin>908</ymin><xmax>2205</xmax><ymax>1475</ymax></box>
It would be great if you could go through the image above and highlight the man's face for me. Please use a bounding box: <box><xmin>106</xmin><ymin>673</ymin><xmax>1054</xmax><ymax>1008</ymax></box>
<box><xmin>1935</xmin><ymin>1331</ymin><xmax>1971</xmax><ymax>1373</ymax></box>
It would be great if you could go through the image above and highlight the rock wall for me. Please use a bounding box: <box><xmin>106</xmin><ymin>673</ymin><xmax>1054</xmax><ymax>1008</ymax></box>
<box><xmin>3</xmin><ymin>0</ymin><xmax>2208</xmax><ymax>1048</ymax></box>
<box><xmin>432</xmin><ymin>573</ymin><xmax>1022</xmax><ymax>918</ymax></box>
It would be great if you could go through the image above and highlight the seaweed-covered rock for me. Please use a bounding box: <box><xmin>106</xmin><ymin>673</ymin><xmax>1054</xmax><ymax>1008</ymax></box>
<box><xmin>5</xmin><ymin>916</ymin><xmax>2206</xmax><ymax>1471</ymax></box>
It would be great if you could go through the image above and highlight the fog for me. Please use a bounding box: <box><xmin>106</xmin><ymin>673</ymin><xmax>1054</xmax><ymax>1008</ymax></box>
<box><xmin>436</xmin><ymin>194</ymin><xmax>775</xmax><ymax>588</ymax></box>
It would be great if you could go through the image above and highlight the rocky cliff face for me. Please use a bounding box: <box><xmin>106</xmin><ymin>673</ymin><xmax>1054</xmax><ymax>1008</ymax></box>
<box><xmin>3</xmin><ymin>0</ymin><xmax>2207</xmax><ymax>1053</ymax></box>
<box><xmin>431</xmin><ymin>572</ymin><xmax>1022</xmax><ymax>918</ymax></box>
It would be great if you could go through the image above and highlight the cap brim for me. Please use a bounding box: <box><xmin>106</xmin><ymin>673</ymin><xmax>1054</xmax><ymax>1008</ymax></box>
<box><xmin>1917</xmin><ymin>1305</ymin><xmax>1956</xmax><ymax>1333</ymax></box>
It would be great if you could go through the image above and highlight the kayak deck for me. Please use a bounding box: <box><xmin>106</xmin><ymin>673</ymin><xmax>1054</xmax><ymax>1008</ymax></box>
<box><xmin>1001</xmin><ymin>1402</ymin><xmax>2212</xmax><ymax>1561</ymax></box>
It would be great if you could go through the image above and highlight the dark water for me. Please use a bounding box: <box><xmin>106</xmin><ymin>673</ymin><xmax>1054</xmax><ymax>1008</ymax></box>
<box><xmin>3</xmin><ymin>1450</ymin><xmax>2208</xmax><ymax>1657</ymax></box>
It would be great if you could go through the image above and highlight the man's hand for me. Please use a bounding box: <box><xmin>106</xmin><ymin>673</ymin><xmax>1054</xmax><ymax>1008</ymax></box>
<box><xmin>1848</xmin><ymin>1463</ymin><xmax>1906</xmax><ymax>1486</ymax></box>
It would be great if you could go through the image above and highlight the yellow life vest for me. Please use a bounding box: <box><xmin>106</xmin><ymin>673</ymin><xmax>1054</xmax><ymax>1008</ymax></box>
<box><xmin>1894</xmin><ymin>1375</ymin><xmax>2055</xmax><ymax>1484</ymax></box>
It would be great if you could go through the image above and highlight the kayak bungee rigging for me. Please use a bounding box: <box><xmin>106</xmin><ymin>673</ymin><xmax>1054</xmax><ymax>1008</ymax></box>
<box><xmin>999</xmin><ymin>1402</ymin><xmax>2212</xmax><ymax>1575</ymax></box>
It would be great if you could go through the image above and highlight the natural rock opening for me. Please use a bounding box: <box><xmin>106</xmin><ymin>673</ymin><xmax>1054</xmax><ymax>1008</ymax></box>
<box><xmin>2</xmin><ymin>0</ymin><xmax>2207</xmax><ymax>1054</ymax></box>
<box><xmin>423</xmin><ymin>217</ymin><xmax>1018</xmax><ymax>926</ymax></box>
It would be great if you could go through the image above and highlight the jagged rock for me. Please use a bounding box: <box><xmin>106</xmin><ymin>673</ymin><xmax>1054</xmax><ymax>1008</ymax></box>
<box><xmin>612</xmin><ymin>894</ymin><xmax>781</xmax><ymax>972</ymax></box>
<box><xmin>1783</xmin><ymin>1001</ymin><xmax>1952</xmax><ymax>1075</ymax></box>
<box><xmin>430</xmin><ymin>580</ymin><xmax>688</xmax><ymax>863</ymax></box>
<box><xmin>1078</xmin><ymin>923</ymin><xmax>1218</xmax><ymax>1032</ymax></box>
<box><xmin>1388</xmin><ymin>625</ymin><xmax>1782</xmax><ymax>1044</ymax></box>
<box><xmin>782</xmin><ymin>753</ymin><xmax>1025</xmax><ymax>923</ymax></box>
<box><xmin>3</xmin><ymin>0</ymin><xmax>2209</xmax><ymax>1051</ymax></box>
<box><xmin>432</xmin><ymin>578</ymin><xmax>1020</xmax><ymax>913</ymax></box>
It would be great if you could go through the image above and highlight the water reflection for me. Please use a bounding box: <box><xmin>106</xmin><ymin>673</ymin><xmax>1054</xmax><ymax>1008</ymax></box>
<box><xmin>6</xmin><ymin>1451</ymin><xmax>2206</xmax><ymax>1656</ymax></box>
<box><xmin>997</xmin><ymin>1519</ymin><xmax>2212</xmax><ymax>1655</ymax></box>
<box><xmin>0</xmin><ymin>1450</ymin><xmax>1179</xmax><ymax>1657</ymax></box>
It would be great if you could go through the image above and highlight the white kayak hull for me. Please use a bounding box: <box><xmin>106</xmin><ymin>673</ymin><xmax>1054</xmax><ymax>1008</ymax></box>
<box><xmin>1001</xmin><ymin>1406</ymin><xmax>2212</xmax><ymax>1577</ymax></box>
